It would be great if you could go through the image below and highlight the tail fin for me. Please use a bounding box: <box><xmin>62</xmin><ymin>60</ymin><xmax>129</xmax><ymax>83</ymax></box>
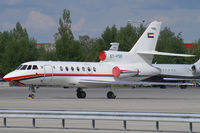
<box><xmin>129</xmin><ymin>20</ymin><xmax>194</xmax><ymax>65</ymax></box>
<box><xmin>130</xmin><ymin>20</ymin><xmax>161</xmax><ymax>53</ymax></box>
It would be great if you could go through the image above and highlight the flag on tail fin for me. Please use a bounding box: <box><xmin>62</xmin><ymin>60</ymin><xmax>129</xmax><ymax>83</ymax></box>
<box><xmin>147</xmin><ymin>33</ymin><xmax>154</xmax><ymax>38</ymax></box>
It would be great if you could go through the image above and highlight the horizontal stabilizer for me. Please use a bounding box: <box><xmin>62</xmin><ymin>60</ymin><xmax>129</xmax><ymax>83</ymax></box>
<box><xmin>137</xmin><ymin>51</ymin><xmax>195</xmax><ymax>57</ymax></box>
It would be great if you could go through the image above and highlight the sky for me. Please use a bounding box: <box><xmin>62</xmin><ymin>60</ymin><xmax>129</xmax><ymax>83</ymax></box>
<box><xmin>0</xmin><ymin>0</ymin><xmax>200</xmax><ymax>43</ymax></box>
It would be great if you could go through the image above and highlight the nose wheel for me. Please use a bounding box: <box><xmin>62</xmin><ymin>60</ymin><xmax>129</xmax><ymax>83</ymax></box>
<box><xmin>28</xmin><ymin>94</ymin><xmax>35</xmax><ymax>99</ymax></box>
<box><xmin>28</xmin><ymin>86</ymin><xmax>36</xmax><ymax>99</ymax></box>
<box><xmin>76</xmin><ymin>88</ymin><xmax>86</xmax><ymax>99</ymax></box>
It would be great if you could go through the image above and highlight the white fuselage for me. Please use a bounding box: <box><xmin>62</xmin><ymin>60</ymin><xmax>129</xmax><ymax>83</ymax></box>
<box><xmin>153</xmin><ymin>64</ymin><xmax>198</xmax><ymax>78</ymax></box>
<box><xmin>4</xmin><ymin>61</ymin><xmax>160</xmax><ymax>87</ymax></box>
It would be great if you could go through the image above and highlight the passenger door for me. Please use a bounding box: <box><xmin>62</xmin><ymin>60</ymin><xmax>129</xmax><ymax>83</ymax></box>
<box><xmin>43</xmin><ymin>65</ymin><xmax>53</xmax><ymax>83</ymax></box>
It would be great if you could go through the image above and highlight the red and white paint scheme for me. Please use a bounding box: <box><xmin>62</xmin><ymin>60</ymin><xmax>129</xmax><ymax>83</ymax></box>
<box><xmin>3</xmin><ymin>21</ymin><xmax>194</xmax><ymax>99</ymax></box>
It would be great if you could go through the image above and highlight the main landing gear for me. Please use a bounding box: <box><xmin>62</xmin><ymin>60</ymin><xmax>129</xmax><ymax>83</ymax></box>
<box><xmin>76</xmin><ymin>88</ymin><xmax>86</xmax><ymax>99</ymax></box>
<box><xmin>107</xmin><ymin>91</ymin><xmax>116</xmax><ymax>99</ymax></box>
<box><xmin>28</xmin><ymin>86</ymin><xmax>36</xmax><ymax>99</ymax></box>
<box><xmin>179</xmin><ymin>85</ymin><xmax>187</xmax><ymax>89</ymax></box>
<box><xmin>76</xmin><ymin>88</ymin><xmax>116</xmax><ymax>99</ymax></box>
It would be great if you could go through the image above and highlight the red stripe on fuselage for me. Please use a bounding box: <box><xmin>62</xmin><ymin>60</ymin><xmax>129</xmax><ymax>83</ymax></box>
<box><xmin>4</xmin><ymin>73</ymin><xmax>114</xmax><ymax>81</ymax></box>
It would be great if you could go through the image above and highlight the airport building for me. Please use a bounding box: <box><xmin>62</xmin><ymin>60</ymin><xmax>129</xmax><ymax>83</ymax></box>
<box><xmin>36</xmin><ymin>43</ymin><xmax>56</xmax><ymax>51</ymax></box>
<box><xmin>184</xmin><ymin>43</ymin><xmax>198</xmax><ymax>49</ymax></box>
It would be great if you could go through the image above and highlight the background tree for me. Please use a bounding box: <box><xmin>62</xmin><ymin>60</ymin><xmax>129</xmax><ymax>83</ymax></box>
<box><xmin>117</xmin><ymin>23</ymin><xmax>138</xmax><ymax>51</ymax></box>
<box><xmin>0</xmin><ymin>22</ymin><xmax>37</xmax><ymax>76</ymax></box>
<box><xmin>54</xmin><ymin>9</ymin><xmax>74</xmax><ymax>40</ymax></box>
<box><xmin>79</xmin><ymin>35</ymin><xmax>99</xmax><ymax>61</ymax></box>
<box><xmin>55</xmin><ymin>9</ymin><xmax>82</xmax><ymax>61</ymax></box>
<box><xmin>100</xmin><ymin>25</ymin><xmax>118</xmax><ymax>51</ymax></box>
<box><xmin>153</xmin><ymin>27</ymin><xmax>187</xmax><ymax>64</ymax></box>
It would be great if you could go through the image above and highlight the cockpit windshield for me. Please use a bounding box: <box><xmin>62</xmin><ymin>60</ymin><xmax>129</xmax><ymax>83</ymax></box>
<box><xmin>20</xmin><ymin>65</ymin><xmax>28</xmax><ymax>70</ymax></box>
<box><xmin>16</xmin><ymin>64</ymin><xmax>39</xmax><ymax>70</ymax></box>
<box><xmin>16</xmin><ymin>65</ymin><xmax>22</xmax><ymax>70</ymax></box>
<box><xmin>27</xmin><ymin>65</ymin><xmax>32</xmax><ymax>70</ymax></box>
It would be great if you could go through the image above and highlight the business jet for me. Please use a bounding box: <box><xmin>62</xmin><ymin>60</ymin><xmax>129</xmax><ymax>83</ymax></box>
<box><xmin>3</xmin><ymin>21</ymin><xmax>194</xmax><ymax>99</ymax></box>
<box><xmin>151</xmin><ymin>59</ymin><xmax>200</xmax><ymax>89</ymax></box>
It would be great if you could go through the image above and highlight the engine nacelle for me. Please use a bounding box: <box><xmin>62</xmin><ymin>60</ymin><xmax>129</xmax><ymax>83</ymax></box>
<box><xmin>191</xmin><ymin>65</ymin><xmax>200</xmax><ymax>75</ymax></box>
<box><xmin>99</xmin><ymin>51</ymin><xmax>132</xmax><ymax>63</ymax></box>
<box><xmin>112</xmin><ymin>66</ymin><xmax>138</xmax><ymax>78</ymax></box>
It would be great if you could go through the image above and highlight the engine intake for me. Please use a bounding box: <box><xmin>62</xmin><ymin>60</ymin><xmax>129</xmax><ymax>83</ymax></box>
<box><xmin>112</xmin><ymin>66</ymin><xmax>138</xmax><ymax>78</ymax></box>
<box><xmin>191</xmin><ymin>65</ymin><xmax>196</xmax><ymax>72</ymax></box>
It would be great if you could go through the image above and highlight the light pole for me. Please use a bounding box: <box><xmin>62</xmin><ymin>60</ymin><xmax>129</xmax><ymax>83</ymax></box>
<box><xmin>127</xmin><ymin>20</ymin><xmax>149</xmax><ymax>27</ymax></box>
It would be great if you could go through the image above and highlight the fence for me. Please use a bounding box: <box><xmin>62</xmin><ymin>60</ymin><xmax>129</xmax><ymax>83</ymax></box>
<box><xmin>0</xmin><ymin>109</ymin><xmax>200</xmax><ymax>132</ymax></box>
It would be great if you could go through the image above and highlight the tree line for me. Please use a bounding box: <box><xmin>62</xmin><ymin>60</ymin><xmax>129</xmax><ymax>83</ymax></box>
<box><xmin>0</xmin><ymin>9</ymin><xmax>199</xmax><ymax>77</ymax></box>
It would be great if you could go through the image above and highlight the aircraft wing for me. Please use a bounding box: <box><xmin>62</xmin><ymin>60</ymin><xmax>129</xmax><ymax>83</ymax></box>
<box><xmin>79</xmin><ymin>79</ymin><xmax>194</xmax><ymax>87</ymax></box>
<box><xmin>163</xmin><ymin>77</ymin><xmax>200</xmax><ymax>81</ymax></box>
<box><xmin>163</xmin><ymin>78</ymin><xmax>200</xmax><ymax>85</ymax></box>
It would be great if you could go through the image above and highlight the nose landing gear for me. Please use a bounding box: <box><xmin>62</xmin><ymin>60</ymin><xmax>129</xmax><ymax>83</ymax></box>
<box><xmin>28</xmin><ymin>86</ymin><xmax>36</xmax><ymax>99</ymax></box>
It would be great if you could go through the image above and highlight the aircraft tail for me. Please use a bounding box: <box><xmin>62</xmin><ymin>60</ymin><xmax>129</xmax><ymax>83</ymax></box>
<box><xmin>129</xmin><ymin>21</ymin><xmax>161</xmax><ymax>64</ymax></box>
<box><xmin>129</xmin><ymin>21</ymin><xmax>194</xmax><ymax>64</ymax></box>
<box><xmin>130</xmin><ymin>21</ymin><xmax>161</xmax><ymax>53</ymax></box>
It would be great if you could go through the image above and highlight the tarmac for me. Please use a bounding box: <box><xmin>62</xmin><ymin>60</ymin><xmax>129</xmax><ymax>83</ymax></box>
<box><xmin>0</xmin><ymin>86</ymin><xmax>200</xmax><ymax>132</ymax></box>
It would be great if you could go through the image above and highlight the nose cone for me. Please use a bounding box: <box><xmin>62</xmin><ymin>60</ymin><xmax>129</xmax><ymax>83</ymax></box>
<box><xmin>3</xmin><ymin>72</ymin><xmax>14</xmax><ymax>81</ymax></box>
<box><xmin>3</xmin><ymin>72</ymin><xmax>25</xmax><ymax>87</ymax></box>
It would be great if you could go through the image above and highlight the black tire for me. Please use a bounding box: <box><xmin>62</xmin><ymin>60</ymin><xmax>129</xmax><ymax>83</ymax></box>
<box><xmin>77</xmin><ymin>91</ymin><xmax>86</xmax><ymax>99</ymax></box>
<box><xmin>76</xmin><ymin>87</ymin><xmax>83</xmax><ymax>93</ymax></box>
<box><xmin>180</xmin><ymin>85</ymin><xmax>187</xmax><ymax>89</ymax></box>
<box><xmin>107</xmin><ymin>91</ymin><xmax>116</xmax><ymax>99</ymax></box>
<box><xmin>160</xmin><ymin>85</ymin><xmax>166</xmax><ymax>89</ymax></box>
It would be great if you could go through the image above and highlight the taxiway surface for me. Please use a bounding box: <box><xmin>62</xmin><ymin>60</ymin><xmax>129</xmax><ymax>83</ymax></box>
<box><xmin>0</xmin><ymin>86</ymin><xmax>200</xmax><ymax>133</ymax></box>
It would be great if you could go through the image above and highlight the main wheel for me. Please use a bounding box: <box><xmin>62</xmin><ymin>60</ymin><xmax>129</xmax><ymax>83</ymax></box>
<box><xmin>160</xmin><ymin>85</ymin><xmax>166</xmax><ymax>89</ymax></box>
<box><xmin>77</xmin><ymin>91</ymin><xmax>86</xmax><ymax>99</ymax></box>
<box><xmin>107</xmin><ymin>91</ymin><xmax>116</xmax><ymax>99</ymax></box>
<box><xmin>180</xmin><ymin>85</ymin><xmax>187</xmax><ymax>89</ymax></box>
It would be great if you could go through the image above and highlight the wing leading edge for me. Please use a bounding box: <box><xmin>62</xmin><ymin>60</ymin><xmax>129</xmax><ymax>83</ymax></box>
<box><xmin>79</xmin><ymin>79</ymin><xmax>194</xmax><ymax>87</ymax></box>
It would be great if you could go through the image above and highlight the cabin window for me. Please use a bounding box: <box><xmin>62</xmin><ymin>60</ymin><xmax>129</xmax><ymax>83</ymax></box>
<box><xmin>32</xmin><ymin>65</ymin><xmax>38</xmax><ymax>70</ymax></box>
<box><xmin>82</xmin><ymin>67</ymin><xmax>85</xmax><ymax>72</ymax></box>
<box><xmin>93</xmin><ymin>67</ymin><xmax>96</xmax><ymax>72</ymax></box>
<box><xmin>27</xmin><ymin>65</ymin><xmax>32</xmax><ymax>70</ymax></box>
<box><xmin>88</xmin><ymin>67</ymin><xmax>91</xmax><ymax>72</ymax></box>
<box><xmin>60</xmin><ymin>66</ymin><xmax>63</xmax><ymax>71</ymax></box>
<box><xmin>71</xmin><ymin>67</ymin><xmax>74</xmax><ymax>71</ymax></box>
<box><xmin>40</xmin><ymin>66</ymin><xmax>43</xmax><ymax>69</ymax></box>
<box><xmin>16</xmin><ymin>65</ymin><xmax>22</xmax><ymax>70</ymax></box>
<box><xmin>65</xmin><ymin>66</ymin><xmax>69</xmax><ymax>71</ymax></box>
<box><xmin>77</xmin><ymin>67</ymin><xmax>80</xmax><ymax>71</ymax></box>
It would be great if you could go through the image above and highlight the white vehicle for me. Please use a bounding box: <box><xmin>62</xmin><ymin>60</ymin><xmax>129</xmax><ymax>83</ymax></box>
<box><xmin>3</xmin><ymin>21</ymin><xmax>194</xmax><ymax>99</ymax></box>
<box><xmin>152</xmin><ymin>59</ymin><xmax>200</xmax><ymax>89</ymax></box>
